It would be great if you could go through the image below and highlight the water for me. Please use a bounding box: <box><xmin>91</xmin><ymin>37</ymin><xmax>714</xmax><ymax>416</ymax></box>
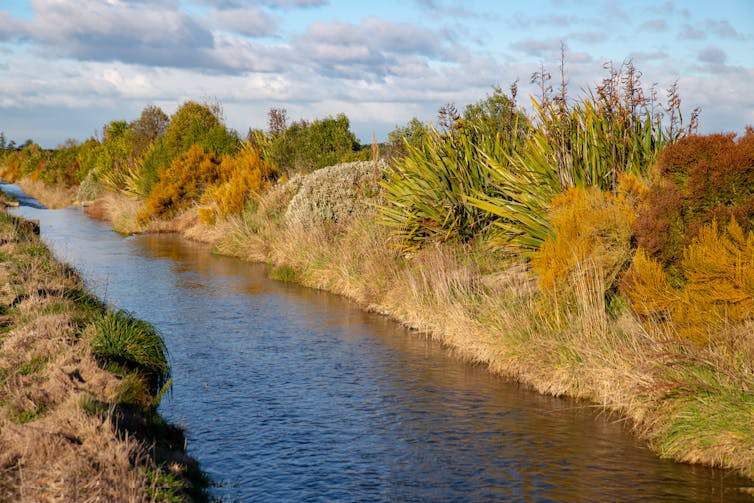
<box><xmin>4</xmin><ymin>182</ymin><xmax>752</xmax><ymax>502</ymax></box>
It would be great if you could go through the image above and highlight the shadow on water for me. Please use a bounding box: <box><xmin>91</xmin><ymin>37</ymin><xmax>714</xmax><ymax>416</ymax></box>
<box><xmin>5</xmin><ymin>182</ymin><xmax>753</xmax><ymax>502</ymax></box>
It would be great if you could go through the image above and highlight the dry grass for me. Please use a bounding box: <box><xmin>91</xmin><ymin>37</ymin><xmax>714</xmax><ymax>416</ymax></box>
<box><xmin>85</xmin><ymin>192</ymin><xmax>146</xmax><ymax>235</ymax></box>
<box><xmin>17</xmin><ymin>178</ymin><xmax>76</xmax><ymax>209</ymax></box>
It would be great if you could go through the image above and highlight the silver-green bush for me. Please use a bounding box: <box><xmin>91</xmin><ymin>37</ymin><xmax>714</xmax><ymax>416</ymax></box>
<box><xmin>284</xmin><ymin>160</ymin><xmax>385</xmax><ymax>228</ymax></box>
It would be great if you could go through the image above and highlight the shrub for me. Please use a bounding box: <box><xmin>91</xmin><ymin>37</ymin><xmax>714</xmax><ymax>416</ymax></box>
<box><xmin>532</xmin><ymin>175</ymin><xmax>646</xmax><ymax>293</ymax></box>
<box><xmin>471</xmin><ymin>61</ymin><xmax>693</xmax><ymax>254</ymax></box>
<box><xmin>634</xmin><ymin>129</ymin><xmax>754</xmax><ymax>276</ymax></box>
<box><xmin>200</xmin><ymin>143</ymin><xmax>278</xmax><ymax>220</ymax></box>
<box><xmin>267</xmin><ymin>113</ymin><xmax>359</xmax><ymax>174</ymax></box>
<box><xmin>285</xmin><ymin>160</ymin><xmax>385</xmax><ymax>228</ymax></box>
<box><xmin>624</xmin><ymin>218</ymin><xmax>754</xmax><ymax>344</ymax></box>
<box><xmin>90</xmin><ymin>309</ymin><xmax>170</xmax><ymax>395</ymax></box>
<box><xmin>140</xmin><ymin>145</ymin><xmax>221</xmax><ymax>220</ymax></box>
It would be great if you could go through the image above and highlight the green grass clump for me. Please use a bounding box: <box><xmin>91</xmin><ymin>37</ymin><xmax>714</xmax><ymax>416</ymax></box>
<box><xmin>91</xmin><ymin>310</ymin><xmax>170</xmax><ymax>396</ymax></box>
<box><xmin>79</xmin><ymin>393</ymin><xmax>109</xmax><ymax>418</ymax></box>
<box><xmin>18</xmin><ymin>355</ymin><xmax>48</xmax><ymax>376</ymax></box>
<box><xmin>270</xmin><ymin>265</ymin><xmax>299</xmax><ymax>283</ymax></box>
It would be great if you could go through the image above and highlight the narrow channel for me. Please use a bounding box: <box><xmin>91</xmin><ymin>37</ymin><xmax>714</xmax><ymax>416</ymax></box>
<box><xmin>4</xmin><ymin>182</ymin><xmax>750</xmax><ymax>501</ymax></box>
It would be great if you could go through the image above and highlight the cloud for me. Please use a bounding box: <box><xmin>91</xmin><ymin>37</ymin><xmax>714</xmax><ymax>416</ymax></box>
<box><xmin>639</xmin><ymin>19</ymin><xmax>669</xmax><ymax>32</ymax></box>
<box><xmin>208</xmin><ymin>7</ymin><xmax>277</xmax><ymax>37</ymax></box>
<box><xmin>570</xmin><ymin>31</ymin><xmax>608</xmax><ymax>44</ymax></box>
<box><xmin>603</xmin><ymin>1</ymin><xmax>630</xmax><ymax>21</ymax></box>
<box><xmin>413</xmin><ymin>0</ymin><xmax>494</xmax><ymax>20</ymax></box>
<box><xmin>679</xmin><ymin>24</ymin><xmax>705</xmax><ymax>40</ymax></box>
<box><xmin>705</xmin><ymin>19</ymin><xmax>745</xmax><ymax>40</ymax></box>
<box><xmin>698</xmin><ymin>46</ymin><xmax>727</xmax><ymax>65</ymax></box>
<box><xmin>0</xmin><ymin>11</ymin><xmax>28</xmax><ymax>40</ymax></box>
<box><xmin>27</xmin><ymin>0</ymin><xmax>216</xmax><ymax>68</ymax></box>
<box><xmin>511</xmin><ymin>37</ymin><xmax>562</xmax><ymax>57</ymax></box>
<box><xmin>194</xmin><ymin>0</ymin><xmax>327</xmax><ymax>8</ymax></box>
<box><xmin>629</xmin><ymin>50</ymin><xmax>669</xmax><ymax>62</ymax></box>
<box><xmin>295</xmin><ymin>17</ymin><xmax>459</xmax><ymax>79</ymax></box>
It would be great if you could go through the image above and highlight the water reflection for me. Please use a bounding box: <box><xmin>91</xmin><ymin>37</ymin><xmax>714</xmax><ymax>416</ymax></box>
<box><xmin>3</xmin><ymin>181</ymin><xmax>751</xmax><ymax>502</ymax></box>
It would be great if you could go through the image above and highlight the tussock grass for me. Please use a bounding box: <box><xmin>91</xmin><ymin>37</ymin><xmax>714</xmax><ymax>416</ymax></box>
<box><xmin>91</xmin><ymin>309</ymin><xmax>170</xmax><ymax>395</ymax></box>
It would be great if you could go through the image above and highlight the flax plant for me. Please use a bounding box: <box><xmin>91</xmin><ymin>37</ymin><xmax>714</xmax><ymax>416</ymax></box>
<box><xmin>470</xmin><ymin>60</ymin><xmax>697</xmax><ymax>253</ymax></box>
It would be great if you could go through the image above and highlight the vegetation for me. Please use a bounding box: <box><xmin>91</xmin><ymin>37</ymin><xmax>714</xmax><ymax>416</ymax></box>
<box><xmin>2</xmin><ymin>54</ymin><xmax>754</xmax><ymax>486</ymax></box>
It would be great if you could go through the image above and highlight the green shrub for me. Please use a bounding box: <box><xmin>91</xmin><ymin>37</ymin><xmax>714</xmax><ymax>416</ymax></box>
<box><xmin>267</xmin><ymin>113</ymin><xmax>359</xmax><ymax>174</ymax></box>
<box><xmin>380</xmin><ymin>89</ymin><xmax>527</xmax><ymax>252</ymax></box>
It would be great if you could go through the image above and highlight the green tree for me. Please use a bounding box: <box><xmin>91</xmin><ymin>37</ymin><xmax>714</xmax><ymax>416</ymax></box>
<box><xmin>385</xmin><ymin>117</ymin><xmax>428</xmax><ymax>161</ymax></box>
<box><xmin>163</xmin><ymin>101</ymin><xmax>239</xmax><ymax>160</ymax></box>
<box><xmin>268</xmin><ymin>113</ymin><xmax>359</xmax><ymax>174</ymax></box>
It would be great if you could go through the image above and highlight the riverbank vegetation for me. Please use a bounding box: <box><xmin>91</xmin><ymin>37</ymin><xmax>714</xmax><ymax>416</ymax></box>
<box><xmin>2</xmin><ymin>57</ymin><xmax>753</xmax><ymax>487</ymax></box>
<box><xmin>0</xmin><ymin>209</ymin><xmax>207</xmax><ymax>500</ymax></box>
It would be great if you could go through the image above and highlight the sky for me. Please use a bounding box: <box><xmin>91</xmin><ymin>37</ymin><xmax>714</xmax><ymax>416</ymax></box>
<box><xmin>0</xmin><ymin>0</ymin><xmax>752</xmax><ymax>148</ymax></box>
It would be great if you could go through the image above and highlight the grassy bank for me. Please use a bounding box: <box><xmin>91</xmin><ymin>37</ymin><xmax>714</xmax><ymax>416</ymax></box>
<box><xmin>0</xmin><ymin>206</ymin><xmax>207</xmax><ymax>501</ymax></box>
<box><xmin>213</xmin><ymin>177</ymin><xmax>754</xmax><ymax>484</ymax></box>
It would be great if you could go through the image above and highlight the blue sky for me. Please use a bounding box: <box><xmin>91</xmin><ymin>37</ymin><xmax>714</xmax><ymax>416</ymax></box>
<box><xmin>0</xmin><ymin>0</ymin><xmax>752</xmax><ymax>147</ymax></box>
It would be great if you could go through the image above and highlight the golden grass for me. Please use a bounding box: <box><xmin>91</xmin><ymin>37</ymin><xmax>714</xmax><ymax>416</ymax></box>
<box><xmin>85</xmin><ymin>191</ymin><xmax>146</xmax><ymax>235</ymax></box>
<box><xmin>17</xmin><ymin>177</ymin><xmax>76</xmax><ymax>209</ymax></box>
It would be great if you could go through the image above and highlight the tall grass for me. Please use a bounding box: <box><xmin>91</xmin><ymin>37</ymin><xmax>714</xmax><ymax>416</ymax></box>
<box><xmin>91</xmin><ymin>309</ymin><xmax>170</xmax><ymax>395</ymax></box>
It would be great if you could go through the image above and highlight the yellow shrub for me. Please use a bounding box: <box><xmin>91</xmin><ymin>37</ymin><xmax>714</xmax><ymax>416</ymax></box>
<box><xmin>624</xmin><ymin>218</ymin><xmax>754</xmax><ymax>344</ymax></box>
<box><xmin>200</xmin><ymin>144</ymin><xmax>277</xmax><ymax>221</ymax></box>
<box><xmin>532</xmin><ymin>176</ymin><xmax>641</xmax><ymax>292</ymax></box>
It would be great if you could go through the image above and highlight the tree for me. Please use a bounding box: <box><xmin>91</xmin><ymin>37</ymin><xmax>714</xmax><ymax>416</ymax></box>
<box><xmin>163</xmin><ymin>100</ymin><xmax>240</xmax><ymax>161</ymax></box>
<box><xmin>129</xmin><ymin>105</ymin><xmax>169</xmax><ymax>159</ymax></box>
<box><xmin>385</xmin><ymin>117</ymin><xmax>428</xmax><ymax>161</ymax></box>
<box><xmin>268</xmin><ymin>113</ymin><xmax>359</xmax><ymax>174</ymax></box>
<box><xmin>267</xmin><ymin>108</ymin><xmax>288</xmax><ymax>137</ymax></box>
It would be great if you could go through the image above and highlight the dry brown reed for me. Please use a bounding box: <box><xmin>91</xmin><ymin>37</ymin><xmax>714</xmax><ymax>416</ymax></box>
<box><xmin>17</xmin><ymin>177</ymin><xmax>76</xmax><ymax>209</ymax></box>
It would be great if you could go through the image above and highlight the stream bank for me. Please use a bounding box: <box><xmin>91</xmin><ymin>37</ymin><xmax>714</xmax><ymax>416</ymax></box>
<box><xmin>0</xmin><ymin>198</ymin><xmax>207</xmax><ymax>501</ymax></box>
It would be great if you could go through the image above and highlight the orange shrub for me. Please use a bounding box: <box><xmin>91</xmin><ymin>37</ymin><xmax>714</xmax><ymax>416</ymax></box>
<box><xmin>200</xmin><ymin>144</ymin><xmax>277</xmax><ymax>221</ymax></box>
<box><xmin>139</xmin><ymin>145</ymin><xmax>220</xmax><ymax>221</ymax></box>
<box><xmin>532</xmin><ymin>174</ymin><xmax>646</xmax><ymax>293</ymax></box>
<box><xmin>624</xmin><ymin>218</ymin><xmax>754</xmax><ymax>344</ymax></box>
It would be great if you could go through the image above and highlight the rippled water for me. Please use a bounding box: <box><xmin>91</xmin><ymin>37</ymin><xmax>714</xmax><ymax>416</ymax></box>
<box><xmin>5</xmin><ymin>182</ymin><xmax>752</xmax><ymax>502</ymax></box>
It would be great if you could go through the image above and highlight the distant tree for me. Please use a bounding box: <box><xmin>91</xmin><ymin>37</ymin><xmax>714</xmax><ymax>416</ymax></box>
<box><xmin>0</xmin><ymin>132</ymin><xmax>6</xmax><ymax>150</ymax></box>
<box><xmin>267</xmin><ymin>108</ymin><xmax>288</xmax><ymax>137</ymax></box>
<box><xmin>129</xmin><ymin>105</ymin><xmax>169</xmax><ymax>159</ymax></box>
<box><xmin>461</xmin><ymin>85</ymin><xmax>529</xmax><ymax>141</ymax></box>
<box><xmin>162</xmin><ymin>100</ymin><xmax>239</xmax><ymax>160</ymax></box>
<box><xmin>268</xmin><ymin>113</ymin><xmax>359</xmax><ymax>174</ymax></box>
<box><xmin>385</xmin><ymin>117</ymin><xmax>429</xmax><ymax>161</ymax></box>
